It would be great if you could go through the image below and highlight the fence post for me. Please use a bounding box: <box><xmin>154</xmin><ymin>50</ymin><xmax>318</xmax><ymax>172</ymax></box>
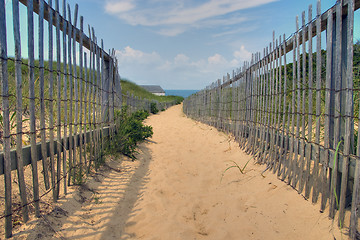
<box><xmin>338</xmin><ymin>0</ymin><xmax>354</xmax><ymax>227</ymax></box>
<box><xmin>0</xmin><ymin>0</ymin><xmax>12</xmax><ymax>237</ymax></box>
<box><xmin>329</xmin><ymin>1</ymin><xmax>343</xmax><ymax>220</ymax></box>
<box><xmin>102</xmin><ymin>58</ymin><xmax>110</xmax><ymax>124</ymax></box>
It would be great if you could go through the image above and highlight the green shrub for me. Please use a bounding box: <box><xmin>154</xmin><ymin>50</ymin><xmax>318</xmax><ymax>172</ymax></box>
<box><xmin>107</xmin><ymin>106</ymin><xmax>153</xmax><ymax>160</ymax></box>
<box><xmin>132</xmin><ymin>110</ymin><xmax>150</xmax><ymax>121</ymax></box>
<box><xmin>150</xmin><ymin>103</ymin><xmax>159</xmax><ymax>114</ymax></box>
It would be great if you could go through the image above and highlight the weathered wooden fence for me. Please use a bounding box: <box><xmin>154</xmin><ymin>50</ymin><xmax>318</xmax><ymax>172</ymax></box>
<box><xmin>184</xmin><ymin>0</ymin><xmax>360</xmax><ymax>238</ymax></box>
<box><xmin>0</xmin><ymin>0</ymin><xmax>177</xmax><ymax>238</ymax></box>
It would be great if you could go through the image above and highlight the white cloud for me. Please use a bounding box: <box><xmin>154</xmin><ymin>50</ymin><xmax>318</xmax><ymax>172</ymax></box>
<box><xmin>113</xmin><ymin>45</ymin><xmax>252</xmax><ymax>89</ymax></box>
<box><xmin>105</xmin><ymin>0</ymin><xmax>135</xmax><ymax>14</ymax></box>
<box><xmin>208</xmin><ymin>53</ymin><xmax>227</xmax><ymax>65</ymax></box>
<box><xmin>233</xmin><ymin>45</ymin><xmax>252</xmax><ymax>62</ymax></box>
<box><xmin>115</xmin><ymin>46</ymin><xmax>161</xmax><ymax>65</ymax></box>
<box><xmin>156</xmin><ymin>27</ymin><xmax>187</xmax><ymax>37</ymax></box>
<box><xmin>104</xmin><ymin>0</ymin><xmax>277</xmax><ymax>36</ymax></box>
<box><xmin>174</xmin><ymin>54</ymin><xmax>190</xmax><ymax>64</ymax></box>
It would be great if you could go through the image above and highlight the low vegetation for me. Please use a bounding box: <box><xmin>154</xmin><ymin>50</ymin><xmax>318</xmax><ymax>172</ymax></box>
<box><xmin>105</xmin><ymin>106</ymin><xmax>153</xmax><ymax>160</ymax></box>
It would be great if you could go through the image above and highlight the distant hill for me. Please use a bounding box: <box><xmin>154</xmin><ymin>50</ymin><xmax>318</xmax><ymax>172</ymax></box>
<box><xmin>120</xmin><ymin>79</ymin><xmax>184</xmax><ymax>104</ymax></box>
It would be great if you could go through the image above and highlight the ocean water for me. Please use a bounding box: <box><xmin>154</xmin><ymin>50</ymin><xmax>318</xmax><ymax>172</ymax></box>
<box><xmin>165</xmin><ymin>90</ymin><xmax>199</xmax><ymax>98</ymax></box>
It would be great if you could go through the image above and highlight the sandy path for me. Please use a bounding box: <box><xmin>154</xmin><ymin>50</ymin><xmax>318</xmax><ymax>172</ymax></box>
<box><xmin>15</xmin><ymin>104</ymin><xmax>341</xmax><ymax>239</ymax></box>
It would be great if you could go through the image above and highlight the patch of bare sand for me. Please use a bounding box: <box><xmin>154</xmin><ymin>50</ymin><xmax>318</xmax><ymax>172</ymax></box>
<box><xmin>13</xmin><ymin>104</ymin><xmax>342</xmax><ymax>239</ymax></box>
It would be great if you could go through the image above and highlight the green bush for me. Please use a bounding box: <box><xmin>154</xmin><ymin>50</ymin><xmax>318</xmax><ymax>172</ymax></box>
<box><xmin>107</xmin><ymin>106</ymin><xmax>153</xmax><ymax>160</ymax></box>
<box><xmin>150</xmin><ymin>103</ymin><xmax>159</xmax><ymax>114</ymax></box>
<box><xmin>132</xmin><ymin>110</ymin><xmax>150</xmax><ymax>121</ymax></box>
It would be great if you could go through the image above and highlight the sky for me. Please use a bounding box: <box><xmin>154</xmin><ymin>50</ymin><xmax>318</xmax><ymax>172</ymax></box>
<box><xmin>5</xmin><ymin>0</ymin><xmax>360</xmax><ymax>90</ymax></box>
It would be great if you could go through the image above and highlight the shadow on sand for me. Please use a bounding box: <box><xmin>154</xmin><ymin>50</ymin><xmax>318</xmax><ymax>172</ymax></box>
<box><xmin>14</xmin><ymin>142</ymin><xmax>153</xmax><ymax>240</ymax></box>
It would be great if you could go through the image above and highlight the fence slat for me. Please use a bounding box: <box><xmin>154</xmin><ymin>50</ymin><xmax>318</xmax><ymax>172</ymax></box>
<box><xmin>279</xmin><ymin>34</ymin><xmax>288</xmax><ymax>177</ymax></box>
<box><xmin>72</xmin><ymin>4</ymin><xmax>79</xmax><ymax>184</ymax></box>
<box><xmin>258</xmin><ymin>49</ymin><xmax>266</xmax><ymax>163</ymax></box>
<box><xmin>288</xmin><ymin>23</ymin><xmax>298</xmax><ymax>186</ymax></box>
<box><xmin>28</xmin><ymin>0</ymin><xmax>41</xmax><ymax>219</ymax></box>
<box><xmin>291</xmin><ymin>15</ymin><xmax>301</xmax><ymax>188</ymax></box>
<box><xmin>338</xmin><ymin>0</ymin><xmax>354</xmax><ymax>227</ymax></box>
<box><xmin>350</xmin><ymin>94</ymin><xmax>360</xmax><ymax>238</ymax></box>
<box><xmin>12</xmin><ymin>0</ymin><xmax>29</xmax><ymax>223</ymax></box>
<box><xmin>313</xmin><ymin>0</ymin><xmax>323</xmax><ymax>205</ymax></box>
<box><xmin>100</xmin><ymin>39</ymin><xmax>105</xmax><ymax>165</ymax></box>
<box><xmin>62</xmin><ymin>0</ymin><xmax>68</xmax><ymax>193</ymax></box>
<box><xmin>47</xmin><ymin>0</ymin><xmax>56</xmax><ymax>202</ymax></box>
<box><xmin>67</xmin><ymin>4</ymin><xmax>73</xmax><ymax>185</ymax></box>
<box><xmin>79</xmin><ymin>16</ymin><xmax>84</xmax><ymax>179</ymax></box>
<box><xmin>267</xmin><ymin>40</ymin><xmax>275</xmax><ymax>165</ymax></box>
<box><xmin>329</xmin><ymin>1</ymin><xmax>342</xmax><ymax>220</ymax></box>
<box><xmin>84</xmin><ymin>53</ymin><xmax>88</xmax><ymax>171</ymax></box>
<box><xmin>298</xmin><ymin>11</ymin><xmax>307</xmax><ymax>192</ymax></box>
<box><xmin>91</xmin><ymin>28</ymin><xmax>97</xmax><ymax>169</ymax></box>
<box><xmin>0</xmin><ymin>0</ymin><xmax>12</xmax><ymax>237</ymax></box>
<box><xmin>304</xmin><ymin>4</ymin><xmax>313</xmax><ymax>199</ymax></box>
<box><xmin>55</xmin><ymin>0</ymin><xmax>62</xmax><ymax>199</ymax></box>
<box><xmin>89</xmin><ymin>28</ymin><xmax>94</xmax><ymax>168</ymax></box>
<box><xmin>275</xmin><ymin>36</ymin><xmax>283</xmax><ymax>176</ymax></box>
<box><xmin>273</xmin><ymin>37</ymin><xmax>281</xmax><ymax>173</ymax></box>
<box><xmin>39</xmin><ymin>0</ymin><xmax>51</xmax><ymax>191</ymax></box>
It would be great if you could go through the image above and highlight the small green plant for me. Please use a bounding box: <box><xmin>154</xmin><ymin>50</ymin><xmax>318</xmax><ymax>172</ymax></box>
<box><xmin>150</xmin><ymin>103</ymin><xmax>159</xmax><ymax>114</ymax></box>
<box><xmin>332</xmin><ymin>140</ymin><xmax>343</xmax><ymax>231</ymax></box>
<box><xmin>73</xmin><ymin>167</ymin><xmax>86</xmax><ymax>185</ymax></box>
<box><xmin>220</xmin><ymin>158</ymin><xmax>252</xmax><ymax>183</ymax></box>
<box><xmin>0</xmin><ymin>111</ymin><xmax>29</xmax><ymax>146</ymax></box>
<box><xmin>106</xmin><ymin>106</ymin><xmax>153</xmax><ymax>160</ymax></box>
<box><xmin>93</xmin><ymin>194</ymin><xmax>101</xmax><ymax>204</ymax></box>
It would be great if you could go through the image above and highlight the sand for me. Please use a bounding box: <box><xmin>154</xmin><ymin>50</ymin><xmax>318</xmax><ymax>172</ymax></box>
<box><xmin>12</xmin><ymin>104</ymin><xmax>342</xmax><ymax>239</ymax></box>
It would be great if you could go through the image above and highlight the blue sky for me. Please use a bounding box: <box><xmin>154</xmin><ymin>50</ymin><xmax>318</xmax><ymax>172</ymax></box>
<box><xmin>5</xmin><ymin>0</ymin><xmax>360</xmax><ymax>89</ymax></box>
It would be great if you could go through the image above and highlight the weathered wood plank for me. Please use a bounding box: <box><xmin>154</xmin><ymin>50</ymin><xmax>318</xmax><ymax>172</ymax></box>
<box><xmin>71</xmin><ymin>4</ymin><xmax>79</xmax><ymax>184</ymax></box>
<box><xmin>55</xmin><ymin>0</ymin><xmax>62</xmax><ymax>199</ymax></box>
<box><xmin>67</xmin><ymin>4</ymin><xmax>73</xmax><ymax>185</ymax></box>
<box><xmin>350</xmin><ymin>1</ymin><xmax>359</xmax><ymax>237</ymax></box>
<box><xmin>268</xmin><ymin>38</ymin><xmax>275</xmax><ymax>165</ymax></box>
<box><xmin>28</xmin><ymin>0</ymin><xmax>41</xmax><ymax>219</ymax></box>
<box><xmin>0</xmin><ymin>127</ymin><xmax>111</xmax><ymax>175</ymax></box>
<box><xmin>286</xmin><ymin>35</ymin><xmax>297</xmax><ymax>183</ymax></box>
<box><xmin>263</xmin><ymin>48</ymin><xmax>271</xmax><ymax>163</ymax></box>
<box><xmin>62</xmin><ymin>0</ymin><xmax>68</xmax><ymax>194</ymax></box>
<box><xmin>298</xmin><ymin>11</ymin><xmax>307</xmax><ymax>192</ymax></box>
<box><xmin>12</xmin><ymin>0</ymin><xmax>29</xmax><ymax>222</ymax></box>
<box><xmin>276</xmin><ymin>35</ymin><xmax>284</xmax><ymax>176</ymax></box>
<box><xmin>313</xmin><ymin>0</ymin><xmax>323</xmax><ymax>205</ymax></box>
<box><xmin>100</xmin><ymin>39</ymin><xmax>105</xmax><ymax>165</ymax></box>
<box><xmin>79</xmin><ymin>16</ymin><xmax>84</xmax><ymax>178</ymax></box>
<box><xmin>91</xmin><ymin>28</ymin><xmax>98</xmax><ymax>169</ymax></box>
<box><xmin>273</xmin><ymin>37</ymin><xmax>281</xmax><ymax>173</ymax></box>
<box><xmin>84</xmin><ymin>53</ymin><xmax>88</xmax><ymax>171</ymax></box>
<box><xmin>304</xmin><ymin>3</ymin><xmax>314</xmax><ymax>199</ymax></box>
<box><xmin>279</xmin><ymin>34</ymin><xmax>288</xmax><ymax>178</ymax></box>
<box><xmin>39</xmin><ymin>0</ymin><xmax>51</xmax><ymax>191</ymax></box>
<box><xmin>329</xmin><ymin>1</ymin><xmax>342</xmax><ymax>220</ymax></box>
<box><xmin>0</xmin><ymin>0</ymin><xmax>12</xmax><ymax>236</ymax></box>
<box><xmin>47</xmin><ymin>0</ymin><xmax>56</xmax><ymax>202</ymax></box>
<box><xmin>292</xmin><ymin>15</ymin><xmax>302</xmax><ymax>188</ymax></box>
<box><xmin>258</xmin><ymin>49</ymin><xmax>267</xmax><ymax>163</ymax></box>
<box><xmin>338</xmin><ymin>0</ymin><xmax>354</xmax><ymax>227</ymax></box>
